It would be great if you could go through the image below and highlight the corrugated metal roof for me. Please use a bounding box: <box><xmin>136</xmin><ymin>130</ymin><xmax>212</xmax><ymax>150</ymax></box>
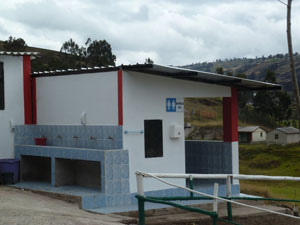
<box><xmin>122</xmin><ymin>64</ymin><xmax>281</xmax><ymax>91</ymax></box>
<box><xmin>238</xmin><ymin>126</ymin><xmax>262</xmax><ymax>133</ymax></box>
<box><xmin>31</xmin><ymin>66</ymin><xmax>118</xmax><ymax>77</ymax></box>
<box><xmin>31</xmin><ymin>63</ymin><xmax>281</xmax><ymax>91</ymax></box>
<box><xmin>276</xmin><ymin>127</ymin><xmax>299</xmax><ymax>134</ymax></box>
<box><xmin>0</xmin><ymin>51</ymin><xmax>39</xmax><ymax>56</ymax></box>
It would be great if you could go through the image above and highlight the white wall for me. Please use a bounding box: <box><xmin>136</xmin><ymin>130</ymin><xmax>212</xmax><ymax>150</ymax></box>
<box><xmin>0</xmin><ymin>56</ymin><xmax>24</xmax><ymax>158</ymax></box>
<box><xmin>232</xmin><ymin>142</ymin><xmax>239</xmax><ymax>185</ymax></box>
<box><xmin>122</xmin><ymin>71</ymin><xmax>231</xmax><ymax>193</ymax></box>
<box><xmin>266</xmin><ymin>130</ymin><xmax>287</xmax><ymax>145</ymax></box>
<box><xmin>36</xmin><ymin>71</ymin><xmax>118</xmax><ymax>125</ymax></box>
<box><xmin>252</xmin><ymin>128</ymin><xmax>266</xmax><ymax>142</ymax></box>
<box><xmin>287</xmin><ymin>133</ymin><xmax>300</xmax><ymax>144</ymax></box>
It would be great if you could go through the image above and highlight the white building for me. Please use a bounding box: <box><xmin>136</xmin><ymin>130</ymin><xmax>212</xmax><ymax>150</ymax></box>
<box><xmin>238</xmin><ymin>126</ymin><xmax>266</xmax><ymax>143</ymax></box>
<box><xmin>0</xmin><ymin>52</ymin><xmax>37</xmax><ymax>159</ymax></box>
<box><xmin>266</xmin><ymin>127</ymin><xmax>300</xmax><ymax>145</ymax></box>
<box><xmin>0</xmin><ymin>52</ymin><xmax>281</xmax><ymax>212</ymax></box>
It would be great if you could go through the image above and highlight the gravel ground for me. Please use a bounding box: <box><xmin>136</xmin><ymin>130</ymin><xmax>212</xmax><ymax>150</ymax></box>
<box><xmin>0</xmin><ymin>186</ymin><xmax>124</xmax><ymax>225</ymax></box>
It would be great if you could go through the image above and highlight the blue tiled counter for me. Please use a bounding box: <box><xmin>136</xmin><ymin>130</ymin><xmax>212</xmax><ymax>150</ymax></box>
<box><xmin>14</xmin><ymin>125</ymin><xmax>123</xmax><ymax>149</ymax></box>
<box><xmin>14</xmin><ymin>125</ymin><xmax>130</xmax><ymax>210</ymax></box>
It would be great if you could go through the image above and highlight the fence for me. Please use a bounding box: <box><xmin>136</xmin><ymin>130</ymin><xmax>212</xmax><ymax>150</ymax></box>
<box><xmin>135</xmin><ymin>172</ymin><xmax>300</xmax><ymax>225</ymax></box>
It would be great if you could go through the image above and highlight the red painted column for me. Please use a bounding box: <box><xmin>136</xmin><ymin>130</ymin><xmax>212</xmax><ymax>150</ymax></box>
<box><xmin>23</xmin><ymin>55</ymin><xmax>33</xmax><ymax>124</ymax></box>
<box><xmin>31</xmin><ymin>77</ymin><xmax>37</xmax><ymax>124</ymax></box>
<box><xmin>118</xmin><ymin>69</ymin><xmax>123</xmax><ymax>126</ymax></box>
<box><xmin>223</xmin><ymin>88</ymin><xmax>238</xmax><ymax>142</ymax></box>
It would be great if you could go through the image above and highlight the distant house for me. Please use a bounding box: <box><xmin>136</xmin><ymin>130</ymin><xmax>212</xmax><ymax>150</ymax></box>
<box><xmin>238</xmin><ymin>126</ymin><xmax>266</xmax><ymax>143</ymax></box>
<box><xmin>266</xmin><ymin>127</ymin><xmax>300</xmax><ymax>145</ymax></box>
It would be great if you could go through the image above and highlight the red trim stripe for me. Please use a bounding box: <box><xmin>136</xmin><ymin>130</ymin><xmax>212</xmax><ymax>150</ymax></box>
<box><xmin>118</xmin><ymin>69</ymin><xmax>123</xmax><ymax>126</ymax></box>
<box><xmin>223</xmin><ymin>88</ymin><xmax>238</xmax><ymax>142</ymax></box>
<box><xmin>23</xmin><ymin>56</ymin><xmax>33</xmax><ymax>124</ymax></box>
<box><xmin>31</xmin><ymin>77</ymin><xmax>37</xmax><ymax>124</ymax></box>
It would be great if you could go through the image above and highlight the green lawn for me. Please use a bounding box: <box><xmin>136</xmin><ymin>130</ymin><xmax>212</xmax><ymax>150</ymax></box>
<box><xmin>239</xmin><ymin>143</ymin><xmax>300</xmax><ymax>207</ymax></box>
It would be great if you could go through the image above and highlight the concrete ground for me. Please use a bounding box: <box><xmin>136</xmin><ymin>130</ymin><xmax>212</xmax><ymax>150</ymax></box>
<box><xmin>1</xmin><ymin>185</ymin><xmax>299</xmax><ymax>225</ymax></box>
<box><xmin>0</xmin><ymin>186</ymin><xmax>124</xmax><ymax>225</ymax></box>
<box><xmin>118</xmin><ymin>200</ymin><xmax>300</xmax><ymax>225</ymax></box>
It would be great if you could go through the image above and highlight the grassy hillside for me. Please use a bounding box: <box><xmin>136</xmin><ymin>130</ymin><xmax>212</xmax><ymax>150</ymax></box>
<box><xmin>239</xmin><ymin>144</ymin><xmax>300</xmax><ymax>207</ymax></box>
<box><xmin>184</xmin><ymin>98</ymin><xmax>261</xmax><ymax>140</ymax></box>
<box><xmin>184</xmin><ymin>98</ymin><xmax>223</xmax><ymax>140</ymax></box>
<box><xmin>184</xmin><ymin>54</ymin><xmax>300</xmax><ymax>92</ymax></box>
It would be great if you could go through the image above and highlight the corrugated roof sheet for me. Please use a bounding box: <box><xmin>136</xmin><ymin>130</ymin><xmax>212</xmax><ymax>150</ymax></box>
<box><xmin>31</xmin><ymin>63</ymin><xmax>282</xmax><ymax>91</ymax></box>
<box><xmin>238</xmin><ymin>126</ymin><xmax>261</xmax><ymax>133</ymax></box>
<box><xmin>0</xmin><ymin>51</ymin><xmax>39</xmax><ymax>56</ymax></box>
<box><xmin>276</xmin><ymin>127</ymin><xmax>299</xmax><ymax>134</ymax></box>
<box><xmin>31</xmin><ymin>66</ymin><xmax>118</xmax><ymax>76</ymax></box>
<box><xmin>122</xmin><ymin>64</ymin><xmax>281</xmax><ymax>91</ymax></box>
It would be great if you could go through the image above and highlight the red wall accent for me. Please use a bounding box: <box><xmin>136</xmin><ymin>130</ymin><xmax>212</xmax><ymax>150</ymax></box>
<box><xmin>118</xmin><ymin>70</ymin><xmax>123</xmax><ymax>126</ymax></box>
<box><xmin>31</xmin><ymin>77</ymin><xmax>37</xmax><ymax>124</ymax></box>
<box><xmin>223</xmin><ymin>88</ymin><xmax>238</xmax><ymax>142</ymax></box>
<box><xmin>23</xmin><ymin>56</ymin><xmax>33</xmax><ymax>124</ymax></box>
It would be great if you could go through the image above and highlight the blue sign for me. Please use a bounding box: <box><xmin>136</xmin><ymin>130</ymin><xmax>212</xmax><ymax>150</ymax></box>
<box><xmin>166</xmin><ymin>98</ymin><xmax>176</xmax><ymax>112</ymax></box>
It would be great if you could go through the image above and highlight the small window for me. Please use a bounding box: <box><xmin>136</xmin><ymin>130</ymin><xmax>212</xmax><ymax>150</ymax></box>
<box><xmin>0</xmin><ymin>62</ymin><xmax>4</xmax><ymax>110</ymax></box>
<box><xmin>275</xmin><ymin>134</ymin><xmax>279</xmax><ymax>139</ymax></box>
<box><xmin>144</xmin><ymin>120</ymin><xmax>163</xmax><ymax>158</ymax></box>
<box><xmin>260</xmin><ymin>132</ymin><xmax>263</xmax><ymax>137</ymax></box>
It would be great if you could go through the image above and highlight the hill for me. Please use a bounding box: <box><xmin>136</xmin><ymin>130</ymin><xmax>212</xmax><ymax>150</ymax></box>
<box><xmin>0</xmin><ymin>41</ymin><xmax>102</xmax><ymax>72</ymax></box>
<box><xmin>184</xmin><ymin>98</ymin><xmax>223</xmax><ymax>140</ymax></box>
<box><xmin>1</xmin><ymin>39</ymin><xmax>299</xmax><ymax>92</ymax></box>
<box><xmin>183</xmin><ymin>54</ymin><xmax>300</xmax><ymax>92</ymax></box>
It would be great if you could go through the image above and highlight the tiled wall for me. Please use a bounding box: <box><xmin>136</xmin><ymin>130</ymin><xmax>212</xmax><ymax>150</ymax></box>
<box><xmin>103</xmin><ymin>150</ymin><xmax>130</xmax><ymax>208</ymax></box>
<box><xmin>14</xmin><ymin>125</ymin><xmax>122</xmax><ymax>150</ymax></box>
<box><xmin>80</xmin><ymin>149</ymin><xmax>130</xmax><ymax>209</ymax></box>
<box><xmin>185</xmin><ymin>141</ymin><xmax>233</xmax><ymax>185</ymax></box>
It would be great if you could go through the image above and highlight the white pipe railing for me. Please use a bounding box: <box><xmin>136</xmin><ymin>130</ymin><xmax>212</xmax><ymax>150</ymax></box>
<box><xmin>135</xmin><ymin>171</ymin><xmax>300</xmax><ymax>220</ymax></box>
<box><xmin>136</xmin><ymin>172</ymin><xmax>300</xmax><ymax>181</ymax></box>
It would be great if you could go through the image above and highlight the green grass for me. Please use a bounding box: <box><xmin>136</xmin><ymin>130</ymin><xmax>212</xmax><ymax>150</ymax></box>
<box><xmin>239</xmin><ymin>143</ymin><xmax>300</xmax><ymax>207</ymax></box>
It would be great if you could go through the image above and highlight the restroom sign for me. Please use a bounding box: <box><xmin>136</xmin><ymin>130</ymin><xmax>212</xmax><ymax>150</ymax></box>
<box><xmin>166</xmin><ymin>98</ymin><xmax>184</xmax><ymax>112</ymax></box>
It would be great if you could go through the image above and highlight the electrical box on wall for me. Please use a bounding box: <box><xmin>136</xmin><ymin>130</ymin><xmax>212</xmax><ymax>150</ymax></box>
<box><xmin>169</xmin><ymin>124</ymin><xmax>182</xmax><ymax>139</ymax></box>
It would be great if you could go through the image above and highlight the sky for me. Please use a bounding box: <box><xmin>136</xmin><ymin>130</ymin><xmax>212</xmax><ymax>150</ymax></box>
<box><xmin>0</xmin><ymin>0</ymin><xmax>300</xmax><ymax>66</ymax></box>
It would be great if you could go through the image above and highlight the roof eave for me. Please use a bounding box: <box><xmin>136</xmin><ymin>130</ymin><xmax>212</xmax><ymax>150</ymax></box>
<box><xmin>122</xmin><ymin>63</ymin><xmax>282</xmax><ymax>91</ymax></box>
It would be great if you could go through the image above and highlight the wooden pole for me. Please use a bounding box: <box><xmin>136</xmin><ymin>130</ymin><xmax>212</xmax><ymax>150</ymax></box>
<box><xmin>287</xmin><ymin>0</ymin><xmax>300</xmax><ymax>130</ymax></box>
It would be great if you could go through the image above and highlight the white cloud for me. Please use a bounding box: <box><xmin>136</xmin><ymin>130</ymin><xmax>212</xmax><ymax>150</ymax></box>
<box><xmin>0</xmin><ymin>0</ymin><xmax>299</xmax><ymax>66</ymax></box>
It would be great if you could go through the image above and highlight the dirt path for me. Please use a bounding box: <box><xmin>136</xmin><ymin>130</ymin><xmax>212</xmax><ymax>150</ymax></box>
<box><xmin>0</xmin><ymin>186</ymin><xmax>124</xmax><ymax>225</ymax></box>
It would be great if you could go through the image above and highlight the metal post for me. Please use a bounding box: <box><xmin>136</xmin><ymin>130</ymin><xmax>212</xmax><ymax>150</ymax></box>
<box><xmin>226</xmin><ymin>175</ymin><xmax>233</xmax><ymax>221</ymax></box>
<box><xmin>138</xmin><ymin>198</ymin><xmax>145</xmax><ymax>225</ymax></box>
<box><xmin>136</xmin><ymin>173</ymin><xmax>145</xmax><ymax>225</ymax></box>
<box><xmin>212</xmin><ymin>215</ymin><xmax>218</xmax><ymax>225</ymax></box>
<box><xmin>213</xmin><ymin>183</ymin><xmax>219</xmax><ymax>212</ymax></box>
<box><xmin>189</xmin><ymin>175</ymin><xmax>194</xmax><ymax>198</ymax></box>
<box><xmin>136</xmin><ymin>172</ymin><xmax>144</xmax><ymax>196</ymax></box>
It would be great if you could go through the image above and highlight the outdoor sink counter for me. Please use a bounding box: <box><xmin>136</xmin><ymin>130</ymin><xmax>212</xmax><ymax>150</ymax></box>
<box><xmin>14</xmin><ymin>125</ymin><xmax>131</xmax><ymax>209</ymax></box>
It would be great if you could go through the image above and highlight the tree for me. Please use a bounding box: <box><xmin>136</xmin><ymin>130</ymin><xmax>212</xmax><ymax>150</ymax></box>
<box><xmin>145</xmin><ymin>57</ymin><xmax>154</xmax><ymax>64</ymax></box>
<box><xmin>85</xmin><ymin>39</ymin><xmax>116</xmax><ymax>66</ymax></box>
<box><xmin>253</xmin><ymin>70</ymin><xmax>292</xmax><ymax>122</ymax></box>
<box><xmin>4</xmin><ymin>36</ymin><xmax>26</xmax><ymax>51</ymax></box>
<box><xmin>60</xmin><ymin>38</ymin><xmax>83</xmax><ymax>56</ymax></box>
<box><xmin>236</xmin><ymin>73</ymin><xmax>252</xmax><ymax>109</ymax></box>
<box><xmin>264</xmin><ymin>70</ymin><xmax>277</xmax><ymax>83</ymax></box>
<box><xmin>60</xmin><ymin>38</ymin><xmax>117</xmax><ymax>67</ymax></box>
<box><xmin>215</xmin><ymin>67</ymin><xmax>224</xmax><ymax>74</ymax></box>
